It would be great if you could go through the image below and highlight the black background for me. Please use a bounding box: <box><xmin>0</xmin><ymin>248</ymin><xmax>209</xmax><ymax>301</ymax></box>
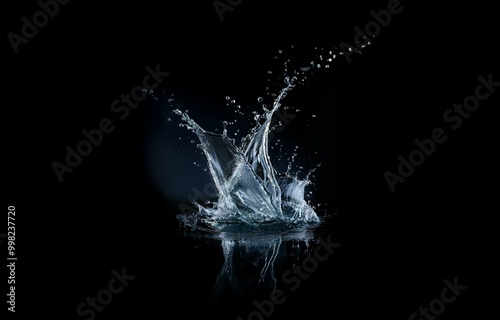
<box><xmin>3</xmin><ymin>0</ymin><xmax>498</xmax><ymax>319</ymax></box>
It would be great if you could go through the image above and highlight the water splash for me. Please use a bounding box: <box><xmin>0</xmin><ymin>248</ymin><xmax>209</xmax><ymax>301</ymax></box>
<box><xmin>175</xmin><ymin>77</ymin><xmax>319</xmax><ymax>230</ymax></box>
<box><xmin>173</xmin><ymin>47</ymin><xmax>335</xmax><ymax>230</ymax></box>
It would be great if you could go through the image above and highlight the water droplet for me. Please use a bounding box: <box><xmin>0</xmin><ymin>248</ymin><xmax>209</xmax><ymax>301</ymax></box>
<box><xmin>257</xmin><ymin>97</ymin><xmax>263</xmax><ymax>102</ymax></box>
<box><xmin>231</xmin><ymin>100</ymin><xmax>235</xmax><ymax>104</ymax></box>
<box><xmin>226</xmin><ymin>96</ymin><xmax>230</xmax><ymax>100</ymax></box>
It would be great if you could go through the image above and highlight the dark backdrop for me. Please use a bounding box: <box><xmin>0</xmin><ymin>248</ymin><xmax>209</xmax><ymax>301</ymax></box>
<box><xmin>3</xmin><ymin>0</ymin><xmax>498</xmax><ymax>319</ymax></box>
